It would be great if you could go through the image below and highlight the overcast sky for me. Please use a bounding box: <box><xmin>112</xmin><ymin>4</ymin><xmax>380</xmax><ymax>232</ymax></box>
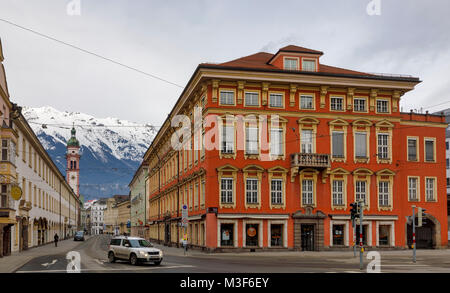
<box><xmin>1</xmin><ymin>0</ymin><xmax>450</xmax><ymax>125</ymax></box>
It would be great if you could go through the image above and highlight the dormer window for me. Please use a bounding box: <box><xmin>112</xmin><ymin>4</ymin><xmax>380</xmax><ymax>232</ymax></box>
<box><xmin>302</xmin><ymin>59</ymin><xmax>316</xmax><ymax>71</ymax></box>
<box><xmin>284</xmin><ymin>58</ymin><xmax>298</xmax><ymax>70</ymax></box>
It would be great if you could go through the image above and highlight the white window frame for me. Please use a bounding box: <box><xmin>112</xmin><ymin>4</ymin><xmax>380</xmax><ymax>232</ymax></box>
<box><xmin>332</xmin><ymin>180</ymin><xmax>344</xmax><ymax>206</ymax></box>
<box><xmin>269</xmin><ymin>93</ymin><xmax>284</xmax><ymax>108</ymax></box>
<box><xmin>330</xmin><ymin>96</ymin><xmax>344</xmax><ymax>111</ymax></box>
<box><xmin>300</xmin><ymin>94</ymin><xmax>314</xmax><ymax>110</ymax></box>
<box><xmin>270</xmin><ymin>179</ymin><xmax>283</xmax><ymax>205</ymax></box>
<box><xmin>302</xmin><ymin>179</ymin><xmax>314</xmax><ymax>205</ymax></box>
<box><xmin>244</xmin><ymin>91</ymin><xmax>260</xmax><ymax>107</ymax></box>
<box><xmin>283</xmin><ymin>57</ymin><xmax>299</xmax><ymax>70</ymax></box>
<box><xmin>245</xmin><ymin>178</ymin><xmax>259</xmax><ymax>204</ymax></box>
<box><xmin>220</xmin><ymin>178</ymin><xmax>234</xmax><ymax>204</ymax></box>
<box><xmin>219</xmin><ymin>90</ymin><xmax>235</xmax><ymax>105</ymax></box>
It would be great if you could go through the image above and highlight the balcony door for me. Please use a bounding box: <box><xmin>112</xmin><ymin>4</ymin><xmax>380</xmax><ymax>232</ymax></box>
<box><xmin>301</xmin><ymin>130</ymin><xmax>313</xmax><ymax>154</ymax></box>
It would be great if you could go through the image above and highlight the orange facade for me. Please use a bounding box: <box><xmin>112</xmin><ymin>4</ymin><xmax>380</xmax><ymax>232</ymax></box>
<box><xmin>144</xmin><ymin>45</ymin><xmax>448</xmax><ymax>251</ymax></box>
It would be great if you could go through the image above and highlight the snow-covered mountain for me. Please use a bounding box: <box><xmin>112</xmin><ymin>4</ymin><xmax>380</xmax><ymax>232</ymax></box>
<box><xmin>22</xmin><ymin>106</ymin><xmax>157</xmax><ymax>200</ymax></box>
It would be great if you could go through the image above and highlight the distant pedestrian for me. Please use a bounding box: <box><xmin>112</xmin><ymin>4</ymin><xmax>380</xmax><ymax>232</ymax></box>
<box><xmin>54</xmin><ymin>233</ymin><xmax>59</xmax><ymax>247</ymax></box>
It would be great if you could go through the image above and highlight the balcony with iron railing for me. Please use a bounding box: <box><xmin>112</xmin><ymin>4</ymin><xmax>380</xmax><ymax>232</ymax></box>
<box><xmin>290</xmin><ymin>153</ymin><xmax>331</xmax><ymax>183</ymax></box>
<box><xmin>290</xmin><ymin>153</ymin><xmax>331</xmax><ymax>169</ymax></box>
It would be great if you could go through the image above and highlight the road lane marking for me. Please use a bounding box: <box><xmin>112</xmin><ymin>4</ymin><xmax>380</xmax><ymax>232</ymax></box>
<box><xmin>95</xmin><ymin>259</ymin><xmax>104</xmax><ymax>265</ymax></box>
<box><xmin>41</xmin><ymin>259</ymin><xmax>58</xmax><ymax>267</ymax></box>
<box><xmin>16</xmin><ymin>264</ymin><xmax>195</xmax><ymax>273</ymax></box>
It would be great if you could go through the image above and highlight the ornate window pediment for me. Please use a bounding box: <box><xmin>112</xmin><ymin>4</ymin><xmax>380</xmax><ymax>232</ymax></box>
<box><xmin>352</xmin><ymin>119</ymin><xmax>373</xmax><ymax>127</ymax></box>
<box><xmin>352</xmin><ymin>168</ymin><xmax>374</xmax><ymax>176</ymax></box>
<box><xmin>216</xmin><ymin>164</ymin><xmax>239</xmax><ymax>172</ymax></box>
<box><xmin>268</xmin><ymin>166</ymin><xmax>288</xmax><ymax>173</ymax></box>
<box><xmin>328</xmin><ymin>118</ymin><xmax>349</xmax><ymax>126</ymax></box>
<box><xmin>376</xmin><ymin>168</ymin><xmax>395</xmax><ymax>176</ymax></box>
<box><xmin>297</xmin><ymin>117</ymin><xmax>320</xmax><ymax>125</ymax></box>
<box><xmin>329</xmin><ymin>167</ymin><xmax>350</xmax><ymax>175</ymax></box>
<box><xmin>242</xmin><ymin>164</ymin><xmax>265</xmax><ymax>173</ymax></box>
<box><xmin>375</xmin><ymin>120</ymin><xmax>394</xmax><ymax>128</ymax></box>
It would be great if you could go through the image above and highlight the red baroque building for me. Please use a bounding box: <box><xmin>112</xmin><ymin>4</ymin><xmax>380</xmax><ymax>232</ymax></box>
<box><xmin>144</xmin><ymin>45</ymin><xmax>448</xmax><ymax>251</ymax></box>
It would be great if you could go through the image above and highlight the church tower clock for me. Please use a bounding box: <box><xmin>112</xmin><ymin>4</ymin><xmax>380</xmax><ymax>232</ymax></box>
<box><xmin>66</xmin><ymin>125</ymin><xmax>80</xmax><ymax>197</ymax></box>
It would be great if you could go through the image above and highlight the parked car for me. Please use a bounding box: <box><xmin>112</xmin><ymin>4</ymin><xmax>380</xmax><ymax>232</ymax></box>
<box><xmin>74</xmin><ymin>231</ymin><xmax>85</xmax><ymax>241</ymax></box>
<box><xmin>108</xmin><ymin>236</ymin><xmax>163</xmax><ymax>266</ymax></box>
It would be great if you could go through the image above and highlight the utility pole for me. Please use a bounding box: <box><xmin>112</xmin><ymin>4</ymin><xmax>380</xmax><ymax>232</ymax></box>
<box><xmin>359</xmin><ymin>201</ymin><xmax>364</xmax><ymax>270</ymax></box>
<box><xmin>412</xmin><ymin>205</ymin><xmax>416</xmax><ymax>263</ymax></box>
<box><xmin>353</xmin><ymin>218</ymin><xmax>356</xmax><ymax>257</ymax></box>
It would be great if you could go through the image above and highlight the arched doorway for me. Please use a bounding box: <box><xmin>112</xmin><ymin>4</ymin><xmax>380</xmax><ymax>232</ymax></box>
<box><xmin>406</xmin><ymin>214</ymin><xmax>440</xmax><ymax>249</ymax></box>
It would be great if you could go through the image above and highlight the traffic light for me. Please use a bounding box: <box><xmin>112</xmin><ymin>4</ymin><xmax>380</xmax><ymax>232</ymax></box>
<box><xmin>418</xmin><ymin>207</ymin><xmax>427</xmax><ymax>227</ymax></box>
<box><xmin>350</xmin><ymin>202</ymin><xmax>359</xmax><ymax>220</ymax></box>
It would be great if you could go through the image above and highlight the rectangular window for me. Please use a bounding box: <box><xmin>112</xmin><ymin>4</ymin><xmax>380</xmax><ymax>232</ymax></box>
<box><xmin>220</xmin><ymin>224</ymin><xmax>234</xmax><ymax>246</ymax></box>
<box><xmin>354</xmin><ymin>98</ymin><xmax>366</xmax><ymax>112</ymax></box>
<box><xmin>379</xmin><ymin>225</ymin><xmax>390</xmax><ymax>246</ymax></box>
<box><xmin>376</xmin><ymin>100</ymin><xmax>389</xmax><ymax>113</ymax></box>
<box><xmin>332</xmin><ymin>131</ymin><xmax>344</xmax><ymax>158</ymax></box>
<box><xmin>425</xmin><ymin>139</ymin><xmax>435</xmax><ymax>162</ymax></box>
<box><xmin>378</xmin><ymin>181</ymin><xmax>390</xmax><ymax>207</ymax></box>
<box><xmin>271</xmin><ymin>179</ymin><xmax>283</xmax><ymax>205</ymax></box>
<box><xmin>245</xmin><ymin>127</ymin><xmax>259</xmax><ymax>155</ymax></box>
<box><xmin>270</xmin><ymin>128</ymin><xmax>283</xmax><ymax>156</ymax></box>
<box><xmin>270</xmin><ymin>224</ymin><xmax>283</xmax><ymax>247</ymax></box>
<box><xmin>447</xmin><ymin>141</ymin><xmax>449</xmax><ymax>150</ymax></box>
<box><xmin>408</xmin><ymin>177</ymin><xmax>418</xmax><ymax>201</ymax></box>
<box><xmin>332</xmin><ymin>225</ymin><xmax>345</xmax><ymax>246</ymax></box>
<box><xmin>220</xmin><ymin>91</ymin><xmax>235</xmax><ymax>105</ymax></box>
<box><xmin>246</xmin><ymin>224</ymin><xmax>259</xmax><ymax>247</ymax></box>
<box><xmin>447</xmin><ymin>159</ymin><xmax>449</xmax><ymax>169</ymax></box>
<box><xmin>330</xmin><ymin>97</ymin><xmax>344</xmax><ymax>111</ymax></box>
<box><xmin>221</xmin><ymin>125</ymin><xmax>234</xmax><ymax>154</ymax></box>
<box><xmin>302</xmin><ymin>59</ymin><xmax>316</xmax><ymax>71</ymax></box>
<box><xmin>269</xmin><ymin>93</ymin><xmax>283</xmax><ymax>108</ymax></box>
<box><xmin>301</xmin><ymin>130</ymin><xmax>313</xmax><ymax>153</ymax></box>
<box><xmin>246</xmin><ymin>178</ymin><xmax>258</xmax><ymax>204</ymax></box>
<box><xmin>355</xmin><ymin>132</ymin><xmax>367</xmax><ymax>158</ymax></box>
<box><xmin>284</xmin><ymin>58</ymin><xmax>298</xmax><ymax>70</ymax></box>
<box><xmin>332</xmin><ymin>180</ymin><xmax>344</xmax><ymax>206</ymax></box>
<box><xmin>1</xmin><ymin>139</ymin><xmax>15</xmax><ymax>164</ymax></box>
<box><xmin>302</xmin><ymin>179</ymin><xmax>314</xmax><ymax>205</ymax></box>
<box><xmin>355</xmin><ymin>181</ymin><xmax>366</xmax><ymax>205</ymax></box>
<box><xmin>300</xmin><ymin>95</ymin><xmax>314</xmax><ymax>109</ymax></box>
<box><xmin>0</xmin><ymin>184</ymin><xmax>8</xmax><ymax>208</ymax></box>
<box><xmin>425</xmin><ymin>178</ymin><xmax>435</xmax><ymax>201</ymax></box>
<box><xmin>245</xmin><ymin>92</ymin><xmax>259</xmax><ymax>106</ymax></box>
<box><xmin>377</xmin><ymin>133</ymin><xmax>389</xmax><ymax>159</ymax></box>
<box><xmin>221</xmin><ymin>178</ymin><xmax>233</xmax><ymax>204</ymax></box>
<box><xmin>408</xmin><ymin>138</ymin><xmax>417</xmax><ymax>161</ymax></box>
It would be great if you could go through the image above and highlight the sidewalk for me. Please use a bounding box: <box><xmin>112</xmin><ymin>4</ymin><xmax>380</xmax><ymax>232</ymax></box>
<box><xmin>153</xmin><ymin>243</ymin><xmax>450</xmax><ymax>258</ymax></box>
<box><xmin>0</xmin><ymin>236</ymin><xmax>91</xmax><ymax>273</ymax></box>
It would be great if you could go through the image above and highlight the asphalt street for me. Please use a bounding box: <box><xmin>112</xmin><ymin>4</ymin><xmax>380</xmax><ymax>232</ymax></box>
<box><xmin>14</xmin><ymin>235</ymin><xmax>450</xmax><ymax>273</ymax></box>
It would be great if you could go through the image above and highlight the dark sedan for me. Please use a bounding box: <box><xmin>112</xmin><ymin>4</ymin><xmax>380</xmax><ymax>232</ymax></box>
<box><xmin>74</xmin><ymin>231</ymin><xmax>85</xmax><ymax>241</ymax></box>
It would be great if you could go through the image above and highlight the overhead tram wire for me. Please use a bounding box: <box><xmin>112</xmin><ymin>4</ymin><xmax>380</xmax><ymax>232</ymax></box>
<box><xmin>0</xmin><ymin>18</ymin><xmax>185</xmax><ymax>89</ymax></box>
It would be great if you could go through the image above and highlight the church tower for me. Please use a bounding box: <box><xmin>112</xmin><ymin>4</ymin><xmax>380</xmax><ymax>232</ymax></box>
<box><xmin>66</xmin><ymin>125</ymin><xmax>80</xmax><ymax>197</ymax></box>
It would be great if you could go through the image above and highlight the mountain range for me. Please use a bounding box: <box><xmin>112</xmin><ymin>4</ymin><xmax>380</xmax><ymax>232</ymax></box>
<box><xmin>22</xmin><ymin>106</ymin><xmax>157</xmax><ymax>201</ymax></box>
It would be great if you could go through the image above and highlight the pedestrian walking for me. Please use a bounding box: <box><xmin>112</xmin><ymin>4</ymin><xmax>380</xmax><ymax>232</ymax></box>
<box><xmin>54</xmin><ymin>233</ymin><xmax>59</xmax><ymax>247</ymax></box>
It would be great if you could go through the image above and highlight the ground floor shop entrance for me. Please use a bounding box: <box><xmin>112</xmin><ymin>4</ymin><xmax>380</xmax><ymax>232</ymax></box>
<box><xmin>293</xmin><ymin>208</ymin><xmax>325</xmax><ymax>251</ymax></box>
<box><xmin>301</xmin><ymin>224</ymin><xmax>315</xmax><ymax>251</ymax></box>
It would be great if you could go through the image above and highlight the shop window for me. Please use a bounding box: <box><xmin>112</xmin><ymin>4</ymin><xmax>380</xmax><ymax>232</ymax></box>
<box><xmin>220</xmin><ymin>224</ymin><xmax>234</xmax><ymax>246</ymax></box>
<box><xmin>271</xmin><ymin>224</ymin><xmax>283</xmax><ymax>247</ymax></box>
<box><xmin>379</xmin><ymin>225</ymin><xmax>390</xmax><ymax>246</ymax></box>
<box><xmin>246</xmin><ymin>224</ymin><xmax>259</xmax><ymax>247</ymax></box>
<box><xmin>332</xmin><ymin>225</ymin><xmax>345</xmax><ymax>246</ymax></box>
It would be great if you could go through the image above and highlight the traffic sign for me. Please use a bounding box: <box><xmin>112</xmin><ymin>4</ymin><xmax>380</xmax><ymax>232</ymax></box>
<box><xmin>181</xmin><ymin>204</ymin><xmax>188</xmax><ymax>227</ymax></box>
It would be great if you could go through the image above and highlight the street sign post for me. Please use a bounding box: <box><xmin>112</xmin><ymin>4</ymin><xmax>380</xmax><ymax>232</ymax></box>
<box><xmin>182</xmin><ymin>205</ymin><xmax>188</xmax><ymax>255</ymax></box>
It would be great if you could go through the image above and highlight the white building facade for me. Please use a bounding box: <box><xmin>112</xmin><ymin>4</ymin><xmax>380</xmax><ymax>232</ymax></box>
<box><xmin>91</xmin><ymin>199</ymin><xmax>106</xmax><ymax>235</ymax></box>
